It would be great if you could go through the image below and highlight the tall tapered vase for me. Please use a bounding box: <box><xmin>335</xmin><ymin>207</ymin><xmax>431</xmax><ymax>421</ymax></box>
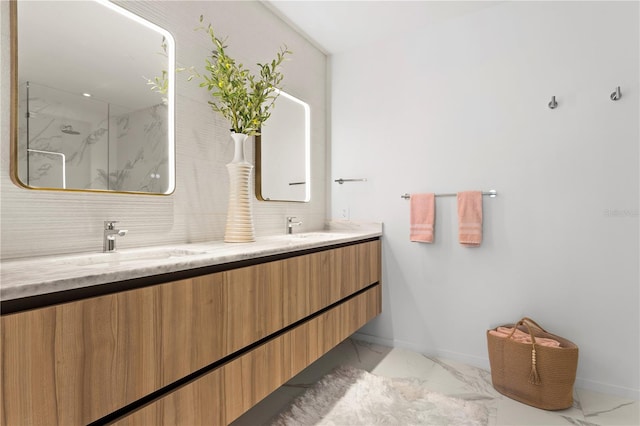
<box><xmin>224</xmin><ymin>132</ymin><xmax>255</xmax><ymax>242</ymax></box>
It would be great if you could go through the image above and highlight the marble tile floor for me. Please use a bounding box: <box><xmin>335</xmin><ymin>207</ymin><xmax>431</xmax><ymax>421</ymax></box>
<box><xmin>232</xmin><ymin>338</ymin><xmax>639</xmax><ymax>426</ymax></box>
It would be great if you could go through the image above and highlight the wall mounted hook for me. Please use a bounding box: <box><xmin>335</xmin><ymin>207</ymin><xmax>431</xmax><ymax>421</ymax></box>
<box><xmin>610</xmin><ymin>86</ymin><xmax>621</xmax><ymax>101</ymax></box>
<box><xmin>548</xmin><ymin>96</ymin><xmax>558</xmax><ymax>109</ymax></box>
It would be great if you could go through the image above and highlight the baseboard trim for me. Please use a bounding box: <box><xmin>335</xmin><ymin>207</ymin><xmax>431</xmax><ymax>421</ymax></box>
<box><xmin>351</xmin><ymin>333</ymin><xmax>639</xmax><ymax>400</ymax></box>
<box><xmin>574</xmin><ymin>377</ymin><xmax>640</xmax><ymax>401</ymax></box>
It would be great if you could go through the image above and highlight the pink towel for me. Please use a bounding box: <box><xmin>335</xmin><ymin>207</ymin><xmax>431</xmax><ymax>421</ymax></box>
<box><xmin>457</xmin><ymin>191</ymin><xmax>483</xmax><ymax>246</ymax></box>
<box><xmin>410</xmin><ymin>193</ymin><xmax>435</xmax><ymax>243</ymax></box>
<box><xmin>489</xmin><ymin>327</ymin><xmax>562</xmax><ymax>347</ymax></box>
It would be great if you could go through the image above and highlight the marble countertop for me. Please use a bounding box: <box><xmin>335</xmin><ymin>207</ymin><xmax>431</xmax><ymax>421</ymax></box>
<box><xmin>0</xmin><ymin>221</ymin><xmax>382</xmax><ymax>302</ymax></box>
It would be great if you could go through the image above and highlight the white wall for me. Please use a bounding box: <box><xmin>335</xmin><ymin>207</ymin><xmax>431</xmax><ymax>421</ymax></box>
<box><xmin>0</xmin><ymin>1</ymin><xmax>326</xmax><ymax>259</ymax></box>
<box><xmin>332</xmin><ymin>1</ymin><xmax>639</xmax><ymax>398</ymax></box>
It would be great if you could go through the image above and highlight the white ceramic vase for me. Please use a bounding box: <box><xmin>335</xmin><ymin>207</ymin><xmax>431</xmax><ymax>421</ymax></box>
<box><xmin>224</xmin><ymin>132</ymin><xmax>255</xmax><ymax>243</ymax></box>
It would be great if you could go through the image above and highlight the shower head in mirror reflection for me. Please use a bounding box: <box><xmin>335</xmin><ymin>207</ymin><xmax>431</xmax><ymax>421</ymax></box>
<box><xmin>61</xmin><ymin>125</ymin><xmax>80</xmax><ymax>135</ymax></box>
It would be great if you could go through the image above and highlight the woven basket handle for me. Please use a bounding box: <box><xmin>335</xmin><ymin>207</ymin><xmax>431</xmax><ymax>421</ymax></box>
<box><xmin>521</xmin><ymin>317</ymin><xmax>549</xmax><ymax>334</ymax></box>
<box><xmin>506</xmin><ymin>317</ymin><xmax>542</xmax><ymax>385</ymax></box>
<box><xmin>506</xmin><ymin>318</ymin><xmax>539</xmax><ymax>345</ymax></box>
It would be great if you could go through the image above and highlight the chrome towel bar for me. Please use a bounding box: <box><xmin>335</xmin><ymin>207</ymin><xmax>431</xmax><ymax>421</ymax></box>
<box><xmin>401</xmin><ymin>190</ymin><xmax>497</xmax><ymax>199</ymax></box>
<box><xmin>335</xmin><ymin>178</ymin><xmax>368</xmax><ymax>185</ymax></box>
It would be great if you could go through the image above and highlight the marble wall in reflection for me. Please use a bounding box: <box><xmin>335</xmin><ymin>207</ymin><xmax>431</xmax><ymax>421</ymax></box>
<box><xmin>19</xmin><ymin>82</ymin><xmax>167</xmax><ymax>192</ymax></box>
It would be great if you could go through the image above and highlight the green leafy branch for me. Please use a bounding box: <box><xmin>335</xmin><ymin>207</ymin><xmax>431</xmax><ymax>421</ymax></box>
<box><xmin>144</xmin><ymin>37</ymin><xmax>172</xmax><ymax>103</ymax></box>
<box><xmin>145</xmin><ymin>17</ymin><xmax>291</xmax><ymax>136</ymax></box>
<box><xmin>193</xmin><ymin>16</ymin><xmax>291</xmax><ymax>136</ymax></box>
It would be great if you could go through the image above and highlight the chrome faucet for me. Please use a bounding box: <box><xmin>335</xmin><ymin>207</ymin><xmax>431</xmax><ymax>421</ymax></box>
<box><xmin>286</xmin><ymin>216</ymin><xmax>302</xmax><ymax>234</ymax></box>
<box><xmin>103</xmin><ymin>221</ymin><xmax>128</xmax><ymax>252</ymax></box>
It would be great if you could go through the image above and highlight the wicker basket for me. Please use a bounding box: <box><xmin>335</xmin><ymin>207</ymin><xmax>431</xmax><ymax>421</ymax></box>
<box><xmin>487</xmin><ymin>317</ymin><xmax>579</xmax><ymax>410</ymax></box>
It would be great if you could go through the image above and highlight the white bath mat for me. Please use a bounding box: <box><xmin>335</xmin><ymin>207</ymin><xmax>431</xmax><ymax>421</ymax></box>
<box><xmin>270</xmin><ymin>366</ymin><xmax>488</xmax><ymax>425</ymax></box>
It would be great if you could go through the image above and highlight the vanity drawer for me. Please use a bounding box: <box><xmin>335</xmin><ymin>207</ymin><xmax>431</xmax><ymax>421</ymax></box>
<box><xmin>113</xmin><ymin>284</ymin><xmax>382</xmax><ymax>426</ymax></box>
<box><xmin>0</xmin><ymin>240</ymin><xmax>381</xmax><ymax>426</ymax></box>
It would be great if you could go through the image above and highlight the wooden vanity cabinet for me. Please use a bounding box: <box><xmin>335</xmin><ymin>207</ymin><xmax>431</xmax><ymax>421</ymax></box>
<box><xmin>1</xmin><ymin>239</ymin><xmax>381</xmax><ymax>426</ymax></box>
<box><xmin>114</xmin><ymin>285</ymin><xmax>381</xmax><ymax>426</ymax></box>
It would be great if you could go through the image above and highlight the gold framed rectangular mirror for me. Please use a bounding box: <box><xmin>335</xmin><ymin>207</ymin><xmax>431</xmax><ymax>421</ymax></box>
<box><xmin>10</xmin><ymin>0</ymin><xmax>175</xmax><ymax>194</ymax></box>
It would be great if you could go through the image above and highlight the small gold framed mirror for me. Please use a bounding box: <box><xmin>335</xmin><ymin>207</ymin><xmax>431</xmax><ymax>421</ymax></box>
<box><xmin>256</xmin><ymin>90</ymin><xmax>310</xmax><ymax>202</ymax></box>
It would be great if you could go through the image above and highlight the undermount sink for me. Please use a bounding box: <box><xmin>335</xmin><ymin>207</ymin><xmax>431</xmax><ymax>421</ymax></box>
<box><xmin>63</xmin><ymin>248</ymin><xmax>209</xmax><ymax>267</ymax></box>
<box><xmin>287</xmin><ymin>232</ymin><xmax>340</xmax><ymax>240</ymax></box>
<box><xmin>284</xmin><ymin>231</ymin><xmax>360</xmax><ymax>245</ymax></box>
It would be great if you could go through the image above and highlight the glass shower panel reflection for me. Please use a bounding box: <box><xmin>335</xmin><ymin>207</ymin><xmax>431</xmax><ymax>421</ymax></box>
<box><xmin>20</xmin><ymin>82</ymin><xmax>170</xmax><ymax>192</ymax></box>
<box><xmin>109</xmin><ymin>102</ymin><xmax>170</xmax><ymax>193</ymax></box>
<box><xmin>22</xmin><ymin>82</ymin><xmax>109</xmax><ymax>190</ymax></box>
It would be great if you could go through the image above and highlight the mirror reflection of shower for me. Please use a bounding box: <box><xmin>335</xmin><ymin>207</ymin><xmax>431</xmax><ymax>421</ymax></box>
<box><xmin>21</xmin><ymin>81</ymin><xmax>109</xmax><ymax>190</ymax></box>
<box><xmin>19</xmin><ymin>80</ymin><xmax>170</xmax><ymax>192</ymax></box>
<box><xmin>26</xmin><ymin>148</ymin><xmax>66</xmax><ymax>188</ymax></box>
